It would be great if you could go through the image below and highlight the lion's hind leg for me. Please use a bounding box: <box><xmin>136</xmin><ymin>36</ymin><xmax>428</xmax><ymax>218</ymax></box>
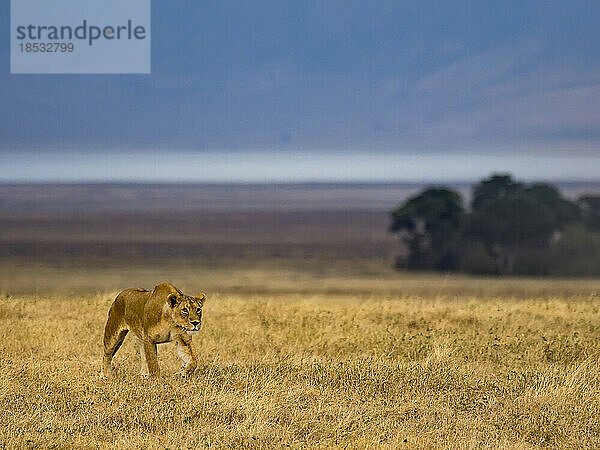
<box><xmin>102</xmin><ymin>329</ymin><xmax>128</xmax><ymax>378</ymax></box>
<box><xmin>102</xmin><ymin>304</ymin><xmax>129</xmax><ymax>378</ymax></box>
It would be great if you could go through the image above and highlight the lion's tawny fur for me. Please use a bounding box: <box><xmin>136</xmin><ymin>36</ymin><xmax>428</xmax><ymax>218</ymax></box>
<box><xmin>102</xmin><ymin>282</ymin><xmax>206</xmax><ymax>378</ymax></box>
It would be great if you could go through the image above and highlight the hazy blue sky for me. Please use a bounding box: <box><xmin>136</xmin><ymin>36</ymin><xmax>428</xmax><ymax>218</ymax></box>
<box><xmin>1</xmin><ymin>1</ymin><xmax>599</xmax><ymax>182</ymax></box>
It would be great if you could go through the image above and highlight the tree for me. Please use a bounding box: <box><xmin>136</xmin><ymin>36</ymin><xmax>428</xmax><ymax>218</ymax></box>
<box><xmin>465</xmin><ymin>175</ymin><xmax>580</xmax><ymax>274</ymax></box>
<box><xmin>578</xmin><ymin>195</ymin><xmax>600</xmax><ymax>231</ymax></box>
<box><xmin>390</xmin><ymin>188</ymin><xmax>464</xmax><ymax>270</ymax></box>
<box><xmin>525</xmin><ymin>183</ymin><xmax>580</xmax><ymax>226</ymax></box>
<box><xmin>472</xmin><ymin>173</ymin><xmax>522</xmax><ymax>211</ymax></box>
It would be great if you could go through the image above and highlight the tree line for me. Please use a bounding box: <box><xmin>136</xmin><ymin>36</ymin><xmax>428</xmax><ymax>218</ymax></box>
<box><xmin>389</xmin><ymin>174</ymin><xmax>600</xmax><ymax>276</ymax></box>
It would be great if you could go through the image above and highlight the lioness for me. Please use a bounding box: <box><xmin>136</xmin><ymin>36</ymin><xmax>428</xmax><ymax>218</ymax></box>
<box><xmin>102</xmin><ymin>282</ymin><xmax>206</xmax><ymax>378</ymax></box>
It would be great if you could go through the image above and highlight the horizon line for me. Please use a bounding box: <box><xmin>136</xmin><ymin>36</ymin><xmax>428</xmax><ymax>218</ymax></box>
<box><xmin>1</xmin><ymin>178</ymin><xmax>599</xmax><ymax>186</ymax></box>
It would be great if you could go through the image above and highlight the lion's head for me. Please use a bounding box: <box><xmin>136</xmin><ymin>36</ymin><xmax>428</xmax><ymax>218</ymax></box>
<box><xmin>167</xmin><ymin>291</ymin><xmax>206</xmax><ymax>335</ymax></box>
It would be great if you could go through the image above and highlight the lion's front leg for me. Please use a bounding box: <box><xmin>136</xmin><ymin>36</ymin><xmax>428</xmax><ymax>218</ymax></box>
<box><xmin>143</xmin><ymin>340</ymin><xmax>159</xmax><ymax>377</ymax></box>
<box><xmin>136</xmin><ymin>338</ymin><xmax>149</xmax><ymax>376</ymax></box>
<box><xmin>176</xmin><ymin>338</ymin><xmax>197</xmax><ymax>377</ymax></box>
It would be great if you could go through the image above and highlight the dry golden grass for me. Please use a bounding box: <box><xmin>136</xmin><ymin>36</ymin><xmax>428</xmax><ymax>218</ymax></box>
<box><xmin>1</xmin><ymin>277</ymin><xmax>600</xmax><ymax>448</ymax></box>
<box><xmin>3</xmin><ymin>257</ymin><xmax>599</xmax><ymax>300</ymax></box>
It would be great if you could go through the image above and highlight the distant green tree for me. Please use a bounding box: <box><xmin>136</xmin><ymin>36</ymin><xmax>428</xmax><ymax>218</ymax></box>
<box><xmin>465</xmin><ymin>175</ymin><xmax>580</xmax><ymax>275</ymax></box>
<box><xmin>471</xmin><ymin>173</ymin><xmax>522</xmax><ymax>211</ymax></box>
<box><xmin>578</xmin><ymin>195</ymin><xmax>600</xmax><ymax>231</ymax></box>
<box><xmin>390</xmin><ymin>188</ymin><xmax>464</xmax><ymax>270</ymax></box>
<box><xmin>526</xmin><ymin>183</ymin><xmax>580</xmax><ymax>226</ymax></box>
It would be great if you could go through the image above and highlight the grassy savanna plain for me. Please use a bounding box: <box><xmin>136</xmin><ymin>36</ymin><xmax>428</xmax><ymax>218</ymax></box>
<box><xmin>1</xmin><ymin>261</ymin><xmax>600</xmax><ymax>449</ymax></box>
<box><xmin>1</xmin><ymin>184</ymin><xmax>600</xmax><ymax>448</ymax></box>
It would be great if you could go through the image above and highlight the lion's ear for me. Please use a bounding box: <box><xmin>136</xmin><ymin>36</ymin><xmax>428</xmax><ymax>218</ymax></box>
<box><xmin>167</xmin><ymin>293</ymin><xmax>179</xmax><ymax>308</ymax></box>
<box><xmin>196</xmin><ymin>293</ymin><xmax>207</xmax><ymax>303</ymax></box>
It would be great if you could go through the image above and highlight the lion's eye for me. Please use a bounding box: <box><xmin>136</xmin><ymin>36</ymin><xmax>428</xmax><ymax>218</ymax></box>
<box><xmin>182</xmin><ymin>308</ymin><xmax>188</xmax><ymax>314</ymax></box>
<box><xmin>196</xmin><ymin>308</ymin><xmax>201</xmax><ymax>314</ymax></box>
